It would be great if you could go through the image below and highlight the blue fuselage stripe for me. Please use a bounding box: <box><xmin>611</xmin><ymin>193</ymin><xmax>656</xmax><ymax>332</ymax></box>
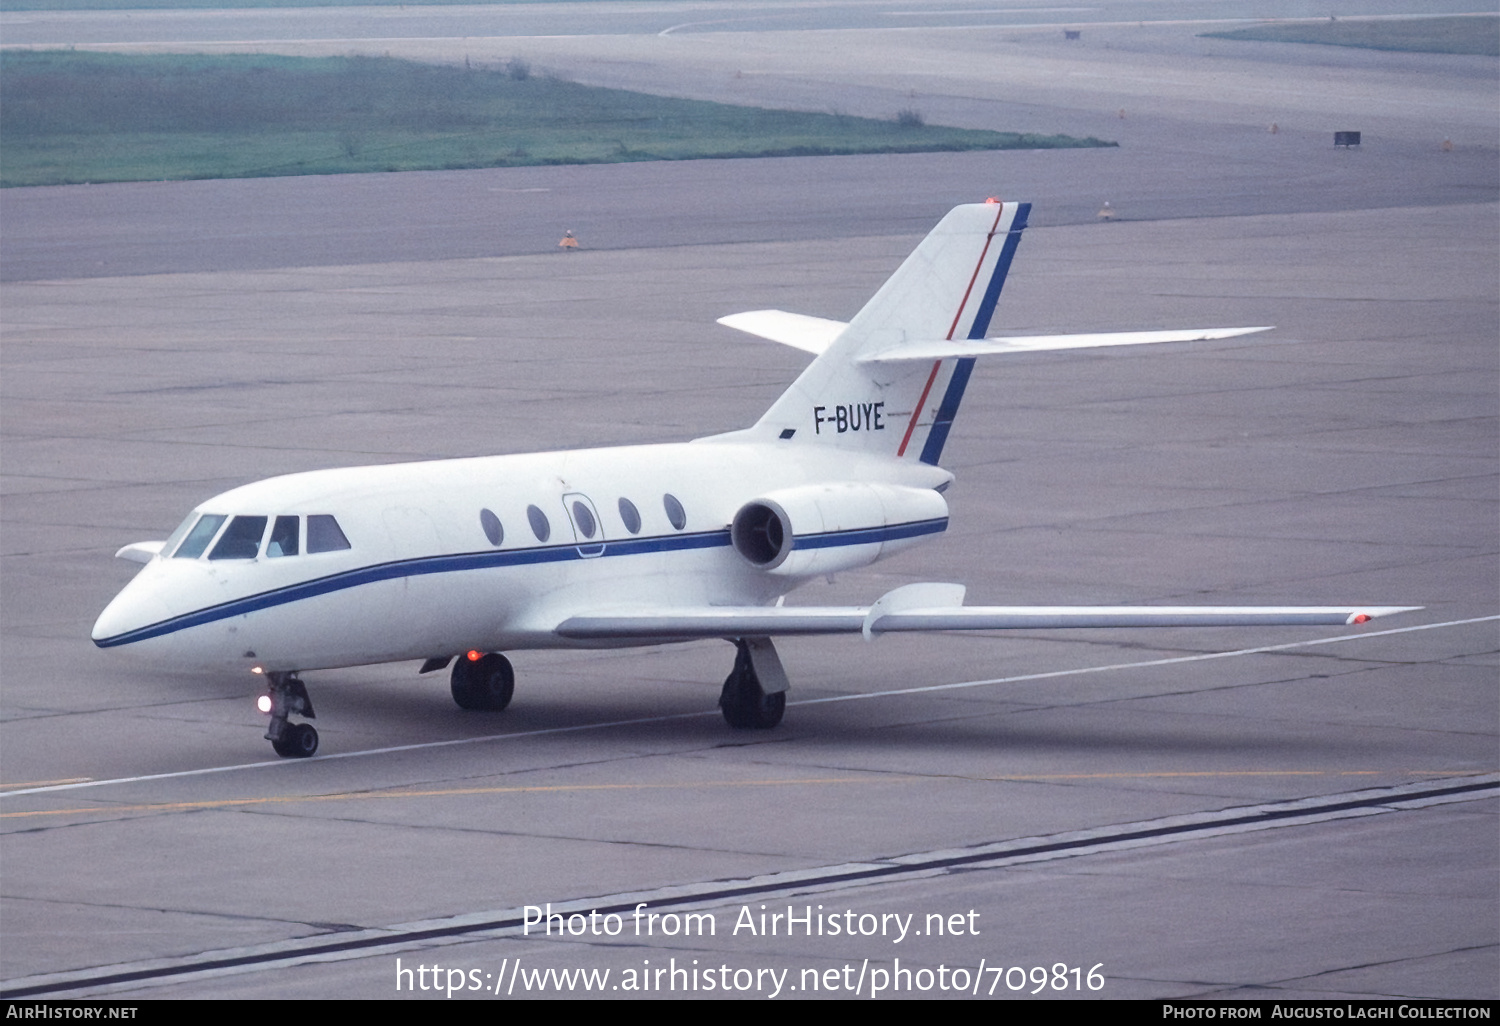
<box><xmin>792</xmin><ymin>517</ymin><xmax>947</xmax><ymax>550</ymax></box>
<box><xmin>94</xmin><ymin>517</ymin><xmax>948</xmax><ymax>648</ymax></box>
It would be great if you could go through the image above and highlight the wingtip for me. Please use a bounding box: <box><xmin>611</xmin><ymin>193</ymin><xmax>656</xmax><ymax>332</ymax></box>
<box><xmin>1345</xmin><ymin>606</ymin><xmax>1424</xmax><ymax>625</ymax></box>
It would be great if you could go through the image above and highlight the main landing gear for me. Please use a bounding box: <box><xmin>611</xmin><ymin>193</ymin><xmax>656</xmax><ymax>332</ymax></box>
<box><xmin>262</xmin><ymin>672</ymin><xmax>318</xmax><ymax>758</ymax></box>
<box><xmin>719</xmin><ymin>637</ymin><xmax>788</xmax><ymax>730</ymax></box>
<box><xmin>450</xmin><ymin>651</ymin><xmax>515</xmax><ymax>711</ymax></box>
<box><xmin>436</xmin><ymin>641</ymin><xmax>784</xmax><ymax>729</ymax></box>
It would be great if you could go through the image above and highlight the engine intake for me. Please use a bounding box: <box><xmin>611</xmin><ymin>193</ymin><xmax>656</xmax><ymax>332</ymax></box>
<box><xmin>730</xmin><ymin>483</ymin><xmax>948</xmax><ymax>577</ymax></box>
<box><xmin>731</xmin><ymin>500</ymin><xmax>791</xmax><ymax>569</ymax></box>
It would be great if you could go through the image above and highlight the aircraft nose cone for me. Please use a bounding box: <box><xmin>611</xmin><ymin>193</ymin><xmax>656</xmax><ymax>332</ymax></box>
<box><xmin>92</xmin><ymin>582</ymin><xmax>174</xmax><ymax>647</ymax></box>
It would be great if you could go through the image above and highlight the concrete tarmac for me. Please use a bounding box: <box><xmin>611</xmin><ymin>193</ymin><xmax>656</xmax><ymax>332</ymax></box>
<box><xmin>2</xmin><ymin>204</ymin><xmax>1494</xmax><ymax>999</ymax></box>
<box><xmin>1</xmin><ymin>0</ymin><xmax>1496</xmax><ymax>1002</ymax></box>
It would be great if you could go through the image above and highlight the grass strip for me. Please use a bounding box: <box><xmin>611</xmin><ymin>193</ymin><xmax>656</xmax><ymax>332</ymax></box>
<box><xmin>1201</xmin><ymin>16</ymin><xmax>1499</xmax><ymax>56</ymax></box>
<box><xmin>1</xmin><ymin>51</ymin><xmax>1113</xmax><ymax>187</ymax></box>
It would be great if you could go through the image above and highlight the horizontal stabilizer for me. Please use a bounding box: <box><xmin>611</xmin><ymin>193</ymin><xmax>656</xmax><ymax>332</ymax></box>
<box><xmin>859</xmin><ymin>326</ymin><xmax>1274</xmax><ymax>363</ymax></box>
<box><xmin>555</xmin><ymin>589</ymin><xmax>1419</xmax><ymax>641</ymax></box>
<box><xmin>717</xmin><ymin>309</ymin><xmax>849</xmax><ymax>355</ymax></box>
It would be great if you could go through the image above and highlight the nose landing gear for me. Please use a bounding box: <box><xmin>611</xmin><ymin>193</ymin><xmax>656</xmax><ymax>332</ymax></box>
<box><xmin>262</xmin><ymin>673</ymin><xmax>318</xmax><ymax>757</ymax></box>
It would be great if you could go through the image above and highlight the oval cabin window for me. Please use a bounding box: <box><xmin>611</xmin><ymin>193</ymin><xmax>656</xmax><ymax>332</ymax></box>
<box><xmin>663</xmin><ymin>493</ymin><xmax>686</xmax><ymax>531</ymax></box>
<box><xmin>526</xmin><ymin>504</ymin><xmax>551</xmax><ymax>543</ymax></box>
<box><xmin>618</xmin><ymin>497</ymin><xmax>641</xmax><ymax>535</ymax></box>
<box><xmin>572</xmin><ymin>501</ymin><xmax>596</xmax><ymax>539</ymax></box>
<box><xmin>480</xmin><ymin>509</ymin><xmax>503</xmax><ymax>546</ymax></box>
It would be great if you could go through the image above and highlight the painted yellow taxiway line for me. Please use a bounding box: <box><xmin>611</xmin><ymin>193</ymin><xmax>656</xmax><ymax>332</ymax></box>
<box><xmin>4</xmin><ymin>768</ymin><xmax>1489</xmax><ymax>821</ymax></box>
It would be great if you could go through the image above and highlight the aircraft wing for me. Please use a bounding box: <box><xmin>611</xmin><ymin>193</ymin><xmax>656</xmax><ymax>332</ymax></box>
<box><xmin>554</xmin><ymin>584</ymin><xmax>1419</xmax><ymax>642</ymax></box>
<box><xmin>858</xmin><ymin>327</ymin><xmax>1274</xmax><ymax>363</ymax></box>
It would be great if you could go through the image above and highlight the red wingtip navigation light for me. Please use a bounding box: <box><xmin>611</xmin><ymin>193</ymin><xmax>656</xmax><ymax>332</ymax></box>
<box><xmin>1352</xmin><ymin>614</ymin><xmax>1371</xmax><ymax>624</ymax></box>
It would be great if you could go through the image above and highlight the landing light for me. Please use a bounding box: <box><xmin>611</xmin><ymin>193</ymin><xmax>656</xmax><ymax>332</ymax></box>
<box><xmin>256</xmin><ymin>694</ymin><xmax>274</xmax><ymax>714</ymax></box>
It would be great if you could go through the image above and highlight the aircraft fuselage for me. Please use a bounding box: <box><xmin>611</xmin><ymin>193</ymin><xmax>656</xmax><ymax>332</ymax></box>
<box><xmin>93</xmin><ymin>439</ymin><xmax>954</xmax><ymax>673</ymax></box>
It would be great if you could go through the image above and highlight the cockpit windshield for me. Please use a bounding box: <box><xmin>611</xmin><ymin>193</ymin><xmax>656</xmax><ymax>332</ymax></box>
<box><xmin>209</xmin><ymin>515</ymin><xmax>268</xmax><ymax>560</ymax></box>
<box><xmin>173</xmin><ymin>514</ymin><xmax>226</xmax><ymax>559</ymax></box>
<box><xmin>168</xmin><ymin>512</ymin><xmax>350</xmax><ymax>559</ymax></box>
<box><xmin>161</xmin><ymin>512</ymin><xmax>199</xmax><ymax>557</ymax></box>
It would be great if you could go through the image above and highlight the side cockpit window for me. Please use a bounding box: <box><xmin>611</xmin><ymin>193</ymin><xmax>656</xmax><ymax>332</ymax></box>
<box><xmin>266</xmin><ymin>515</ymin><xmax>299</xmax><ymax>558</ymax></box>
<box><xmin>209</xmin><ymin>515</ymin><xmax>267</xmax><ymax>560</ymax></box>
<box><xmin>173</xmin><ymin>514</ymin><xmax>226</xmax><ymax>559</ymax></box>
<box><xmin>307</xmin><ymin>514</ymin><xmax>351</xmax><ymax>554</ymax></box>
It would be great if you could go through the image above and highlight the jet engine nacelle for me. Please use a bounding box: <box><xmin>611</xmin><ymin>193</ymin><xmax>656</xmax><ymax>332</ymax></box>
<box><xmin>730</xmin><ymin>483</ymin><xmax>949</xmax><ymax>577</ymax></box>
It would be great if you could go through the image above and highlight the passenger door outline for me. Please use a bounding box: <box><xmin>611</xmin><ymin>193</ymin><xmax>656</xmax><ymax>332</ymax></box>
<box><xmin>562</xmin><ymin>492</ymin><xmax>606</xmax><ymax>557</ymax></box>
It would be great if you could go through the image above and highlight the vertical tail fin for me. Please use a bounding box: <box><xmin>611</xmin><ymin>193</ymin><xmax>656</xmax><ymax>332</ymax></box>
<box><xmin>750</xmin><ymin>201</ymin><xmax>1029</xmax><ymax>465</ymax></box>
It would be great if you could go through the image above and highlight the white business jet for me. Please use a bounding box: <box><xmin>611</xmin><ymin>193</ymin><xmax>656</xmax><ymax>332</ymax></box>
<box><xmin>93</xmin><ymin>201</ymin><xmax>1415</xmax><ymax>757</ymax></box>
